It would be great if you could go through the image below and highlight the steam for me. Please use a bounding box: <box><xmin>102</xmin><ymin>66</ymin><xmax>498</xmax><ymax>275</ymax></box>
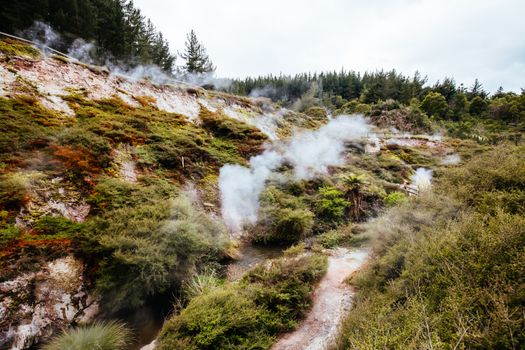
<box><xmin>18</xmin><ymin>21</ymin><xmax>62</xmax><ymax>55</ymax></box>
<box><xmin>441</xmin><ymin>154</ymin><xmax>461</xmax><ymax>165</ymax></box>
<box><xmin>220</xmin><ymin>151</ymin><xmax>282</xmax><ymax>232</ymax></box>
<box><xmin>182</xmin><ymin>72</ymin><xmax>232</xmax><ymax>90</ymax></box>
<box><xmin>67</xmin><ymin>38</ymin><xmax>96</xmax><ymax>64</ymax></box>
<box><xmin>109</xmin><ymin>63</ymin><xmax>173</xmax><ymax>85</ymax></box>
<box><xmin>284</xmin><ymin>116</ymin><xmax>370</xmax><ymax>179</ymax></box>
<box><xmin>410</xmin><ymin>168</ymin><xmax>433</xmax><ymax>192</ymax></box>
<box><xmin>219</xmin><ymin>114</ymin><xmax>370</xmax><ymax>232</ymax></box>
<box><xmin>249</xmin><ymin>86</ymin><xmax>279</xmax><ymax>99</ymax></box>
<box><xmin>17</xmin><ymin>21</ymin><xmax>230</xmax><ymax>90</ymax></box>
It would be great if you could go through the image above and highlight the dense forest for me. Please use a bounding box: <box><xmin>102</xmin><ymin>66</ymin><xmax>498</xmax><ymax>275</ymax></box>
<box><xmin>0</xmin><ymin>0</ymin><xmax>176</xmax><ymax>70</ymax></box>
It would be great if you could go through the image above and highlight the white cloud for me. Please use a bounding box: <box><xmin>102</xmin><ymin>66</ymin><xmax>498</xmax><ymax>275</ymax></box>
<box><xmin>134</xmin><ymin>0</ymin><xmax>525</xmax><ymax>92</ymax></box>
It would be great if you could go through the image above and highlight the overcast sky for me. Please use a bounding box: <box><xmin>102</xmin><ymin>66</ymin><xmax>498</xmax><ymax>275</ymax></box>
<box><xmin>134</xmin><ymin>0</ymin><xmax>524</xmax><ymax>92</ymax></box>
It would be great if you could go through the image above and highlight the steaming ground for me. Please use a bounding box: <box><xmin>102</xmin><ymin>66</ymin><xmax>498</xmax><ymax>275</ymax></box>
<box><xmin>219</xmin><ymin>115</ymin><xmax>370</xmax><ymax>233</ymax></box>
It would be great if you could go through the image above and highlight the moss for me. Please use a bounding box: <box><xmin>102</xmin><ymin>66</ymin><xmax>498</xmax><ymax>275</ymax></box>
<box><xmin>0</xmin><ymin>39</ymin><xmax>40</xmax><ymax>59</ymax></box>
<box><xmin>50</xmin><ymin>54</ymin><xmax>70</xmax><ymax>64</ymax></box>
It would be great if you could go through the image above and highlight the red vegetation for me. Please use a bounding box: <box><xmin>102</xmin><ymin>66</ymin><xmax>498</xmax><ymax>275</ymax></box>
<box><xmin>0</xmin><ymin>238</ymin><xmax>71</xmax><ymax>259</ymax></box>
<box><xmin>52</xmin><ymin>145</ymin><xmax>101</xmax><ymax>176</ymax></box>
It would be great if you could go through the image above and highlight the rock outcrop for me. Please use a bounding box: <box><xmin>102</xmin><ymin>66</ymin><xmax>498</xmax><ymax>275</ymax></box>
<box><xmin>0</xmin><ymin>256</ymin><xmax>98</xmax><ymax>349</ymax></box>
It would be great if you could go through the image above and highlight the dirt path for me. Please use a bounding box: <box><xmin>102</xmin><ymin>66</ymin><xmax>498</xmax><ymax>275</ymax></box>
<box><xmin>271</xmin><ymin>247</ymin><xmax>369</xmax><ymax>350</ymax></box>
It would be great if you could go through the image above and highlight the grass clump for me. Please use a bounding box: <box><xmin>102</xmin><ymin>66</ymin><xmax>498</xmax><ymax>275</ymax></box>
<box><xmin>157</xmin><ymin>253</ymin><xmax>328</xmax><ymax>350</ymax></box>
<box><xmin>42</xmin><ymin>321</ymin><xmax>131</xmax><ymax>350</ymax></box>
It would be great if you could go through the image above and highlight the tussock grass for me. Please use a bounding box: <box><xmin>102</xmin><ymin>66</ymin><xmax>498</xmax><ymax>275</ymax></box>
<box><xmin>42</xmin><ymin>321</ymin><xmax>131</xmax><ymax>350</ymax></box>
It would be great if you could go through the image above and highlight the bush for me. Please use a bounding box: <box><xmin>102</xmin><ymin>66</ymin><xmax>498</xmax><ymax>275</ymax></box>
<box><xmin>469</xmin><ymin>96</ymin><xmax>488</xmax><ymax>116</ymax></box>
<box><xmin>334</xmin><ymin>146</ymin><xmax>525</xmax><ymax>350</ymax></box>
<box><xmin>304</xmin><ymin>106</ymin><xmax>328</xmax><ymax>120</ymax></box>
<box><xmin>87</xmin><ymin>176</ymin><xmax>177</xmax><ymax>213</ymax></box>
<box><xmin>42</xmin><ymin>321</ymin><xmax>131</xmax><ymax>350</ymax></box>
<box><xmin>0</xmin><ymin>173</ymin><xmax>30</xmax><ymax>212</ymax></box>
<box><xmin>83</xmin><ymin>195</ymin><xmax>230</xmax><ymax>312</ymax></box>
<box><xmin>420</xmin><ymin>92</ymin><xmax>448</xmax><ymax>118</ymax></box>
<box><xmin>314</xmin><ymin>186</ymin><xmax>348</xmax><ymax>228</ymax></box>
<box><xmin>440</xmin><ymin>145</ymin><xmax>525</xmax><ymax>215</ymax></box>
<box><xmin>384</xmin><ymin>191</ymin><xmax>407</xmax><ymax>207</ymax></box>
<box><xmin>254</xmin><ymin>187</ymin><xmax>314</xmax><ymax>244</ymax></box>
<box><xmin>336</xmin><ymin>209</ymin><xmax>525</xmax><ymax>350</ymax></box>
<box><xmin>0</xmin><ymin>224</ymin><xmax>20</xmax><ymax>250</ymax></box>
<box><xmin>337</xmin><ymin>100</ymin><xmax>371</xmax><ymax>115</ymax></box>
<box><xmin>33</xmin><ymin>216</ymin><xmax>83</xmax><ymax>239</ymax></box>
<box><xmin>157</xmin><ymin>254</ymin><xmax>328</xmax><ymax>350</ymax></box>
<box><xmin>182</xmin><ymin>269</ymin><xmax>223</xmax><ymax>300</ymax></box>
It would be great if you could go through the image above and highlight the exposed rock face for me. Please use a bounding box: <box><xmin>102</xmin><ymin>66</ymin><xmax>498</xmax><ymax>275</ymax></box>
<box><xmin>0</xmin><ymin>256</ymin><xmax>98</xmax><ymax>350</ymax></box>
<box><xmin>112</xmin><ymin>145</ymin><xmax>138</xmax><ymax>183</ymax></box>
<box><xmin>15</xmin><ymin>174</ymin><xmax>90</xmax><ymax>229</ymax></box>
<box><xmin>0</xmin><ymin>54</ymin><xmax>292</xmax><ymax>139</ymax></box>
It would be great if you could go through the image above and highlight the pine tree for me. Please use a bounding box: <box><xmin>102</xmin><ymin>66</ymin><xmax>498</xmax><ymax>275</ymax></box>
<box><xmin>180</xmin><ymin>30</ymin><xmax>215</xmax><ymax>74</ymax></box>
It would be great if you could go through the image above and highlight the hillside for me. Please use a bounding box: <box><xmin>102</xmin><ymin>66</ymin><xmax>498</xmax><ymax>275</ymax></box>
<box><xmin>0</xmin><ymin>37</ymin><xmax>523</xmax><ymax>350</ymax></box>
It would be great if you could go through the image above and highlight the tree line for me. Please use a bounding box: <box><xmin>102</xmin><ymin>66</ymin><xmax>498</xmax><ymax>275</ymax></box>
<box><xmin>226</xmin><ymin>71</ymin><xmax>524</xmax><ymax>124</ymax></box>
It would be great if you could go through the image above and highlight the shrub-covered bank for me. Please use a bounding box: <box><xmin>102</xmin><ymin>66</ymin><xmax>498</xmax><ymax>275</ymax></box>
<box><xmin>334</xmin><ymin>145</ymin><xmax>525</xmax><ymax>349</ymax></box>
<box><xmin>157</xmin><ymin>252</ymin><xmax>328</xmax><ymax>350</ymax></box>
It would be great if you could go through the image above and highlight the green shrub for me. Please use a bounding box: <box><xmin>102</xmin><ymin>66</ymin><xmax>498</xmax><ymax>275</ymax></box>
<box><xmin>254</xmin><ymin>187</ymin><xmax>314</xmax><ymax>244</ymax></box>
<box><xmin>0</xmin><ymin>224</ymin><xmax>20</xmax><ymax>250</ymax></box>
<box><xmin>0</xmin><ymin>173</ymin><xmax>28</xmax><ymax>212</ymax></box>
<box><xmin>469</xmin><ymin>96</ymin><xmax>488</xmax><ymax>116</ymax></box>
<box><xmin>337</xmin><ymin>100</ymin><xmax>371</xmax><ymax>115</ymax></box>
<box><xmin>334</xmin><ymin>146</ymin><xmax>525</xmax><ymax>350</ymax></box>
<box><xmin>384</xmin><ymin>191</ymin><xmax>407</xmax><ymax>207</ymax></box>
<box><xmin>157</xmin><ymin>254</ymin><xmax>328</xmax><ymax>350</ymax></box>
<box><xmin>304</xmin><ymin>106</ymin><xmax>328</xmax><ymax>120</ymax></box>
<box><xmin>83</xmin><ymin>195</ymin><xmax>230</xmax><ymax>312</ymax></box>
<box><xmin>420</xmin><ymin>92</ymin><xmax>448</xmax><ymax>118</ymax></box>
<box><xmin>87</xmin><ymin>176</ymin><xmax>177</xmax><ymax>213</ymax></box>
<box><xmin>182</xmin><ymin>269</ymin><xmax>223</xmax><ymax>300</ymax></box>
<box><xmin>42</xmin><ymin>321</ymin><xmax>131</xmax><ymax>350</ymax></box>
<box><xmin>316</xmin><ymin>225</ymin><xmax>365</xmax><ymax>249</ymax></box>
<box><xmin>440</xmin><ymin>145</ymin><xmax>525</xmax><ymax>215</ymax></box>
<box><xmin>33</xmin><ymin>216</ymin><xmax>83</xmax><ymax>239</ymax></box>
<box><xmin>336</xmin><ymin>209</ymin><xmax>525</xmax><ymax>350</ymax></box>
<box><xmin>314</xmin><ymin>186</ymin><xmax>348</xmax><ymax>228</ymax></box>
<box><xmin>317</xmin><ymin>230</ymin><xmax>343</xmax><ymax>249</ymax></box>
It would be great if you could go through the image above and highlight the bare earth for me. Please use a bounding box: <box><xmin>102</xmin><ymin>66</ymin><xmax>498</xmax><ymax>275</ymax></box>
<box><xmin>271</xmin><ymin>248</ymin><xmax>369</xmax><ymax>350</ymax></box>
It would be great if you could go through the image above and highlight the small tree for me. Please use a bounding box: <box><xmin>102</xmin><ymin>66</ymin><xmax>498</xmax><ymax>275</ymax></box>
<box><xmin>342</xmin><ymin>173</ymin><xmax>367</xmax><ymax>221</ymax></box>
<box><xmin>180</xmin><ymin>30</ymin><xmax>215</xmax><ymax>74</ymax></box>
<box><xmin>420</xmin><ymin>92</ymin><xmax>448</xmax><ymax>118</ymax></box>
<box><xmin>469</xmin><ymin>96</ymin><xmax>488</xmax><ymax>116</ymax></box>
